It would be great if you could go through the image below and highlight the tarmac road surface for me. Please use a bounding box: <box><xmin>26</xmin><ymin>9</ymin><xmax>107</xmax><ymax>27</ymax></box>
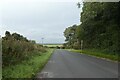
<box><xmin>36</xmin><ymin>49</ymin><xmax>118</xmax><ymax>78</ymax></box>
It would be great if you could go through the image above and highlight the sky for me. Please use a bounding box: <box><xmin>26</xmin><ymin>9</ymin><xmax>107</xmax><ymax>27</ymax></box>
<box><xmin>0</xmin><ymin>0</ymin><xmax>83</xmax><ymax>44</ymax></box>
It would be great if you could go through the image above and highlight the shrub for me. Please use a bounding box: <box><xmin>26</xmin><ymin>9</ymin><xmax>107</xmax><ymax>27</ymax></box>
<box><xmin>2</xmin><ymin>31</ymin><xmax>46</xmax><ymax>66</ymax></box>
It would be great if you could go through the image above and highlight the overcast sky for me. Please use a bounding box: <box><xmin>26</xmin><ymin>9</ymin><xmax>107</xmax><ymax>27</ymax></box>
<box><xmin>0</xmin><ymin>0</ymin><xmax>83</xmax><ymax>44</ymax></box>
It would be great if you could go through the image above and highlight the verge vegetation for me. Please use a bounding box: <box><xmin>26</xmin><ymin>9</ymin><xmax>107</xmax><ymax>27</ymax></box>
<box><xmin>67</xmin><ymin>49</ymin><xmax>118</xmax><ymax>62</ymax></box>
<box><xmin>2</xmin><ymin>31</ymin><xmax>54</xmax><ymax>78</ymax></box>
<box><xmin>3</xmin><ymin>49</ymin><xmax>54</xmax><ymax>78</ymax></box>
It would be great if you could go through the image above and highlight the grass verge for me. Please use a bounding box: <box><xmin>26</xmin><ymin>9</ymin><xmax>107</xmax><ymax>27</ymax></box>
<box><xmin>67</xmin><ymin>49</ymin><xmax>119</xmax><ymax>62</ymax></box>
<box><xmin>2</xmin><ymin>49</ymin><xmax>54</xmax><ymax>78</ymax></box>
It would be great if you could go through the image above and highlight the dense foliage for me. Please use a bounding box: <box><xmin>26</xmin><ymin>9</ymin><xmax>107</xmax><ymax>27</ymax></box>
<box><xmin>64</xmin><ymin>2</ymin><xmax>120</xmax><ymax>54</ymax></box>
<box><xmin>2</xmin><ymin>31</ymin><xmax>46</xmax><ymax>66</ymax></box>
<box><xmin>64</xmin><ymin>25</ymin><xmax>81</xmax><ymax>49</ymax></box>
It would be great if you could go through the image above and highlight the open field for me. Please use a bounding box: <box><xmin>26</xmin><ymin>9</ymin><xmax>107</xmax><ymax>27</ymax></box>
<box><xmin>43</xmin><ymin>44</ymin><xmax>63</xmax><ymax>47</ymax></box>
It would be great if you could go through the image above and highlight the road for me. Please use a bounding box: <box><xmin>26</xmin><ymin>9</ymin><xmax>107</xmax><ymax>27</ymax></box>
<box><xmin>36</xmin><ymin>49</ymin><xmax>118</xmax><ymax>78</ymax></box>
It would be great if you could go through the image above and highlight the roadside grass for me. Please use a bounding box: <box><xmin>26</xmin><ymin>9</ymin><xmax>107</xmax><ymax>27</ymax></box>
<box><xmin>2</xmin><ymin>49</ymin><xmax>54</xmax><ymax>78</ymax></box>
<box><xmin>67</xmin><ymin>49</ymin><xmax>119</xmax><ymax>62</ymax></box>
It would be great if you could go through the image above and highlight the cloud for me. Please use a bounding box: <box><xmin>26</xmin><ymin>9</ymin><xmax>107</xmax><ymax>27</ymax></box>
<box><xmin>0</xmin><ymin>1</ymin><xmax>82</xmax><ymax>43</ymax></box>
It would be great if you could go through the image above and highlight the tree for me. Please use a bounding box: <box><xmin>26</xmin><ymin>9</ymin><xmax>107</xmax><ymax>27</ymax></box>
<box><xmin>64</xmin><ymin>25</ymin><xmax>80</xmax><ymax>49</ymax></box>
<box><xmin>5</xmin><ymin>31</ymin><xmax>11</xmax><ymax>37</ymax></box>
<box><xmin>64</xmin><ymin>2</ymin><xmax>120</xmax><ymax>54</ymax></box>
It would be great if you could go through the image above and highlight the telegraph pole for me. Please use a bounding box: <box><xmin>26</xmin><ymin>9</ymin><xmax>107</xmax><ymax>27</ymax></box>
<box><xmin>81</xmin><ymin>40</ymin><xmax>83</xmax><ymax>51</ymax></box>
<box><xmin>41</xmin><ymin>38</ymin><xmax>44</xmax><ymax>45</ymax></box>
